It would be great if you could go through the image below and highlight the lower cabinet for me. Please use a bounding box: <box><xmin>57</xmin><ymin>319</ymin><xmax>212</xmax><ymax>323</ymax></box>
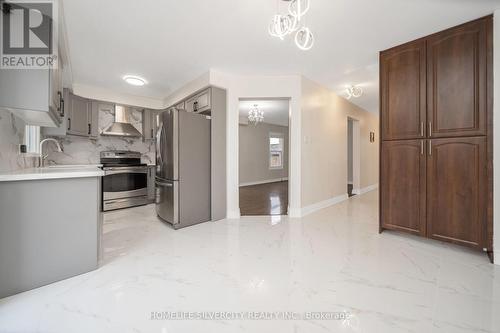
<box><xmin>381</xmin><ymin>140</ymin><xmax>426</xmax><ymax>236</ymax></box>
<box><xmin>426</xmin><ymin>137</ymin><xmax>486</xmax><ymax>248</ymax></box>
<box><xmin>381</xmin><ymin>136</ymin><xmax>487</xmax><ymax>250</ymax></box>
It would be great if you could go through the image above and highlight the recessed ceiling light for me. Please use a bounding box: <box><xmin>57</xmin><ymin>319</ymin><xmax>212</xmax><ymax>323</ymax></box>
<box><xmin>123</xmin><ymin>75</ymin><xmax>147</xmax><ymax>86</ymax></box>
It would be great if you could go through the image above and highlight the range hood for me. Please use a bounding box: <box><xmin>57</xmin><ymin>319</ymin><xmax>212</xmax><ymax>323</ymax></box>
<box><xmin>101</xmin><ymin>105</ymin><xmax>142</xmax><ymax>137</ymax></box>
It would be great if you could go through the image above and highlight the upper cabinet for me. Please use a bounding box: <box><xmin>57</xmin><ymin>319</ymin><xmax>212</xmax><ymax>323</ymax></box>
<box><xmin>380</xmin><ymin>40</ymin><xmax>426</xmax><ymax>141</ymax></box>
<box><xmin>0</xmin><ymin>64</ymin><xmax>64</xmax><ymax>127</ymax></box>
<box><xmin>44</xmin><ymin>90</ymin><xmax>98</xmax><ymax>138</ymax></box>
<box><xmin>67</xmin><ymin>93</ymin><xmax>92</xmax><ymax>137</ymax></box>
<box><xmin>0</xmin><ymin>4</ymin><xmax>65</xmax><ymax>128</ymax></box>
<box><xmin>185</xmin><ymin>89</ymin><xmax>211</xmax><ymax>114</ymax></box>
<box><xmin>381</xmin><ymin>16</ymin><xmax>490</xmax><ymax>140</ymax></box>
<box><xmin>427</xmin><ymin>18</ymin><xmax>488</xmax><ymax>138</ymax></box>
<box><xmin>143</xmin><ymin>109</ymin><xmax>160</xmax><ymax>141</ymax></box>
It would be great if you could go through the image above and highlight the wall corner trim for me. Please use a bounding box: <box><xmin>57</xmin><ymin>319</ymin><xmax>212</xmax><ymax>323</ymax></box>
<box><xmin>226</xmin><ymin>209</ymin><xmax>241</xmax><ymax>219</ymax></box>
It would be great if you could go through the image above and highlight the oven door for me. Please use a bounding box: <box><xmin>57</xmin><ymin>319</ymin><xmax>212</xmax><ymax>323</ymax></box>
<box><xmin>102</xmin><ymin>167</ymin><xmax>148</xmax><ymax>200</ymax></box>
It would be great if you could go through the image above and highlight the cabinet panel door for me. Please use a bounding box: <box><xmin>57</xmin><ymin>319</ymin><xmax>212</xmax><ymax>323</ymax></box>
<box><xmin>185</xmin><ymin>96</ymin><xmax>196</xmax><ymax>113</ymax></box>
<box><xmin>381</xmin><ymin>140</ymin><xmax>426</xmax><ymax>235</ymax></box>
<box><xmin>381</xmin><ymin>40</ymin><xmax>426</xmax><ymax>140</ymax></box>
<box><xmin>427</xmin><ymin>18</ymin><xmax>488</xmax><ymax>138</ymax></box>
<box><xmin>195</xmin><ymin>89</ymin><xmax>211</xmax><ymax>113</ymax></box>
<box><xmin>67</xmin><ymin>94</ymin><xmax>90</xmax><ymax>136</ymax></box>
<box><xmin>427</xmin><ymin>137</ymin><xmax>486</xmax><ymax>248</ymax></box>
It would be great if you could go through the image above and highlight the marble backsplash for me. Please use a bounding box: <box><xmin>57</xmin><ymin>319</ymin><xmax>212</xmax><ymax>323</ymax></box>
<box><xmin>0</xmin><ymin>109</ymin><xmax>38</xmax><ymax>172</ymax></box>
<box><xmin>46</xmin><ymin>107</ymin><xmax>155</xmax><ymax>165</ymax></box>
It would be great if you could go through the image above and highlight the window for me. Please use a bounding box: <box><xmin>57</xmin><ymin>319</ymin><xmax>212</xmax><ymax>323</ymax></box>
<box><xmin>269</xmin><ymin>133</ymin><xmax>284</xmax><ymax>169</ymax></box>
<box><xmin>24</xmin><ymin>125</ymin><xmax>40</xmax><ymax>154</ymax></box>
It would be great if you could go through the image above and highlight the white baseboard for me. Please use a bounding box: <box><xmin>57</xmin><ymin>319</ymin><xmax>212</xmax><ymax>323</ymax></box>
<box><xmin>352</xmin><ymin>183</ymin><xmax>378</xmax><ymax>195</ymax></box>
<box><xmin>226</xmin><ymin>209</ymin><xmax>241</xmax><ymax>219</ymax></box>
<box><xmin>495</xmin><ymin>251</ymin><xmax>500</xmax><ymax>266</ymax></box>
<box><xmin>288</xmin><ymin>206</ymin><xmax>301</xmax><ymax>218</ymax></box>
<box><xmin>239</xmin><ymin>177</ymin><xmax>288</xmax><ymax>187</ymax></box>
<box><xmin>300</xmin><ymin>193</ymin><xmax>349</xmax><ymax>217</ymax></box>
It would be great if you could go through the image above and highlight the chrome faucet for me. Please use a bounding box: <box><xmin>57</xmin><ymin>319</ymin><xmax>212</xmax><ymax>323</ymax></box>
<box><xmin>39</xmin><ymin>138</ymin><xmax>63</xmax><ymax>167</ymax></box>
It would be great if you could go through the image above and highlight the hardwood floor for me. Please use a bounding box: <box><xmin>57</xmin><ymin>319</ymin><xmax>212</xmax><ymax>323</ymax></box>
<box><xmin>348</xmin><ymin>184</ymin><xmax>355</xmax><ymax>197</ymax></box>
<box><xmin>239</xmin><ymin>181</ymin><xmax>288</xmax><ymax>216</ymax></box>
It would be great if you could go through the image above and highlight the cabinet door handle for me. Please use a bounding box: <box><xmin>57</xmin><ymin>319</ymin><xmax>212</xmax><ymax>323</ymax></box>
<box><xmin>428</xmin><ymin>122</ymin><xmax>432</xmax><ymax>137</ymax></box>
<box><xmin>420</xmin><ymin>122</ymin><xmax>424</xmax><ymax>137</ymax></box>
<box><xmin>57</xmin><ymin>91</ymin><xmax>64</xmax><ymax>116</ymax></box>
<box><xmin>88</xmin><ymin>124</ymin><xmax>91</xmax><ymax>135</ymax></box>
<box><xmin>421</xmin><ymin>140</ymin><xmax>424</xmax><ymax>155</ymax></box>
<box><xmin>194</xmin><ymin>101</ymin><xmax>198</xmax><ymax>111</ymax></box>
<box><xmin>68</xmin><ymin>118</ymin><xmax>71</xmax><ymax>130</ymax></box>
<box><xmin>60</xmin><ymin>98</ymin><xmax>65</xmax><ymax>117</ymax></box>
<box><xmin>151</xmin><ymin>128</ymin><xmax>153</xmax><ymax>138</ymax></box>
<box><xmin>428</xmin><ymin>140</ymin><xmax>432</xmax><ymax>156</ymax></box>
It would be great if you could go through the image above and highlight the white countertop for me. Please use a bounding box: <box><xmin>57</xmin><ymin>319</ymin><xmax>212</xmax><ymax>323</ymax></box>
<box><xmin>0</xmin><ymin>165</ymin><xmax>104</xmax><ymax>182</ymax></box>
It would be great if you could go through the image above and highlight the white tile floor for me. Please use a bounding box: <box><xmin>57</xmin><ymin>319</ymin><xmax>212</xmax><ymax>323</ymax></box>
<box><xmin>1</xmin><ymin>190</ymin><xmax>500</xmax><ymax>333</ymax></box>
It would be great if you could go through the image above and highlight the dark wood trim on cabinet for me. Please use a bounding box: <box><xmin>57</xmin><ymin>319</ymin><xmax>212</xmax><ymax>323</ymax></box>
<box><xmin>485</xmin><ymin>16</ymin><xmax>494</xmax><ymax>262</ymax></box>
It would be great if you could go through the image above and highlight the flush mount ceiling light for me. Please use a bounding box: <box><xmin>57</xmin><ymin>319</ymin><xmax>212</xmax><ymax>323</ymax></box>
<box><xmin>268</xmin><ymin>0</ymin><xmax>314</xmax><ymax>51</ymax></box>
<box><xmin>123</xmin><ymin>75</ymin><xmax>147</xmax><ymax>86</ymax></box>
<box><xmin>346</xmin><ymin>85</ymin><xmax>363</xmax><ymax>99</ymax></box>
<box><xmin>248</xmin><ymin>104</ymin><xmax>264</xmax><ymax>125</ymax></box>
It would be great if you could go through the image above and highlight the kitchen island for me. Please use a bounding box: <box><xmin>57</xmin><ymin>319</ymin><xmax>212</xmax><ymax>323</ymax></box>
<box><xmin>0</xmin><ymin>166</ymin><xmax>103</xmax><ymax>298</ymax></box>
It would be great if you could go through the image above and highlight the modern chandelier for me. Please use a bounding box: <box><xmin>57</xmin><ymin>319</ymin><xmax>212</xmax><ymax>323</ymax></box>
<box><xmin>346</xmin><ymin>85</ymin><xmax>363</xmax><ymax>99</ymax></box>
<box><xmin>268</xmin><ymin>0</ymin><xmax>314</xmax><ymax>51</ymax></box>
<box><xmin>248</xmin><ymin>104</ymin><xmax>264</xmax><ymax>125</ymax></box>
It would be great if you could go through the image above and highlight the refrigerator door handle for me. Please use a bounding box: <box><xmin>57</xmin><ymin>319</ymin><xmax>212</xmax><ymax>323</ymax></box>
<box><xmin>156</xmin><ymin>122</ymin><xmax>164</xmax><ymax>167</ymax></box>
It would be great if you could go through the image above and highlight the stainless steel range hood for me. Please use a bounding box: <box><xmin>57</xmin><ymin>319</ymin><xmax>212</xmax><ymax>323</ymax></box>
<box><xmin>101</xmin><ymin>105</ymin><xmax>142</xmax><ymax>137</ymax></box>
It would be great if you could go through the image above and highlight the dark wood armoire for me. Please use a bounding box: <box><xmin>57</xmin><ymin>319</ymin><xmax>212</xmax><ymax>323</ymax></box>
<box><xmin>379</xmin><ymin>15</ymin><xmax>493</xmax><ymax>261</ymax></box>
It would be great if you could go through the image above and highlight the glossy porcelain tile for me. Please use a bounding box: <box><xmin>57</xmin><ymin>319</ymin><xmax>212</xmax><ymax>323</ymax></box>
<box><xmin>1</xmin><ymin>190</ymin><xmax>499</xmax><ymax>333</ymax></box>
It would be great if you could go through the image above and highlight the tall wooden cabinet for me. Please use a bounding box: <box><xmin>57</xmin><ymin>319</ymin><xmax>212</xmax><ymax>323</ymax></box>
<box><xmin>379</xmin><ymin>16</ymin><xmax>493</xmax><ymax>259</ymax></box>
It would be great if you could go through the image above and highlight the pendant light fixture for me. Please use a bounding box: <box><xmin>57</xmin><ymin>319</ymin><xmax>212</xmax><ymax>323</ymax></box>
<box><xmin>346</xmin><ymin>85</ymin><xmax>363</xmax><ymax>99</ymax></box>
<box><xmin>248</xmin><ymin>104</ymin><xmax>264</xmax><ymax>125</ymax></box>
<box><xmin>268</xmin><ymin>0</ymin><xmax>314</xmax><ymax>51</ymax></box>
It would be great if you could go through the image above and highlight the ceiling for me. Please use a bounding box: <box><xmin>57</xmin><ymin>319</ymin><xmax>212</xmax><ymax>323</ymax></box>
<box><xmin>62</xmin><ymin>0</ymin><xmax>499</xmax><ymax>113</ymax></box>
<box><xmin>239</xmin><ymin>99</ymin><xmax>289</xmax><ymax>127</ymax></box>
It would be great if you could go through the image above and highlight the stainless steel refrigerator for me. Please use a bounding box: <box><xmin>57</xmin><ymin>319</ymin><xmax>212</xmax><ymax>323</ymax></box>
<box><xmin>155</xmin><ymin>108</ymin><xmax>211</xmax><ymax>229</ymax></box>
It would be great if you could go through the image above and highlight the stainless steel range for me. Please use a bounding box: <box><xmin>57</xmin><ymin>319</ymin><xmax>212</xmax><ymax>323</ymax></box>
<box><xmin>100</xmin><ymin>151</ymin><xmax>149</xmax><ymax>211</ymax></box>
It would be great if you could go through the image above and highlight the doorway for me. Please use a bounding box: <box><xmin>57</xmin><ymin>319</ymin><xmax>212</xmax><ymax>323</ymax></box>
<box><xmin>238</xmin><ymin>99</ymin><xmax>290</xmax><ymax>215</ymax></box>
<box><xmin>347</xmin><ymin>117</ymin><xmax>360</xmax><ymax>196</ymax></box>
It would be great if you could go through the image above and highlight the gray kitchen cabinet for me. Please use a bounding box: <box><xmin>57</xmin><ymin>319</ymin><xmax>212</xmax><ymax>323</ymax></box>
<box><xmin>67</xmin><ymin>93</ymin><xmax>91</xmax><ymax>137</ymax></box>
<box><xmin>143</xmin><ymin>109</ymin><xmax>159</xmax><ymax>141</ymax></box>
<box><xmin>147</xmin><ymin>165</ymin><xmax>156</xmax><ymax>203</ymax></box>
<box><xmin>185</xmin><ymin>88</ymin><xmax>211</xmax><ymax>113</ymax></box>
<box><xmin>43</xmin><ymin>88</ymin><xmax>70</xmax><ymax>137</ymax></box>
<box><xmin>0</xmin><ymin>67</ymin><xmax>63</xmax><ymax>128</ymax></box>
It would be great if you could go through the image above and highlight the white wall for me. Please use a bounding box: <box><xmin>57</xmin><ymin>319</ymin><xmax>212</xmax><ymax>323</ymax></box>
<box><xmin>239</xmin><ymin>123</ymin><xmax>289</xmax><ymax>185</ymax></box>
<box><xmin>493</xmin><ymin>10</ymin><xmax>500</xmax><ymax>265</ymax></box>
<box><xmin>347</xmin><ymin>119</ymin><xmax>353</xmax><ymax>183</ymax></box>
<box><xmin>301</xmin><ymin>77</ymin><xmax>379</xmax><ymax>208</ymax></box>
